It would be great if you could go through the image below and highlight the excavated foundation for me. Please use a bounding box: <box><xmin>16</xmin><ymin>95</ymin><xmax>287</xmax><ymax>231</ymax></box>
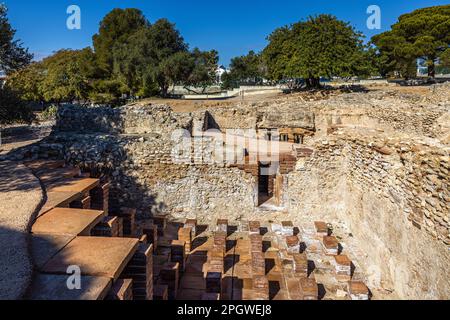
<box><xmin>5</xmin><ymin>84</ymin><xmax>449</xmax><ymax>300</ymax></box>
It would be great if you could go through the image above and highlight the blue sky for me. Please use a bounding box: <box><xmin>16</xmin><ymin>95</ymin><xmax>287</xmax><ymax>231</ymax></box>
<box><xmin>4</xmin><ymin>0</ymin><xmax>449</xmax><ymax>66</ymax></box>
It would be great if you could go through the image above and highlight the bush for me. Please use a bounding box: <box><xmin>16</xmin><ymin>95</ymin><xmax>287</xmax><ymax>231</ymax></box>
<box><xmin>0</xmin><ymin>86</ymin><xmax>34</xmax><ymax>124</ymax></box>
<box><xmin>40</xmin><ymin>104</ymin><xmax>58</xmax><ymax>120</ymax></box>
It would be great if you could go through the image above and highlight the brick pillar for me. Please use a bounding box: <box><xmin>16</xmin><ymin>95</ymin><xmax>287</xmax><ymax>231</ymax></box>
<box><xmin>158</xmin><ymin>262</ymin><xmax>180</xmax><ymax>300</ymax></box>
<box><xmin>107</xmin><ymin>279</ymin><xmax>133</xmax><ymax>300</ymax></box>
<box><xmin>171</xmin><ymin>240</ymin><xmax>186</xmax><ymax>272</ymax></box>
<box><xmin>116</xmin><ymin>207</ymin><xmax>136</xmax><ymax>237</ymax></box>
<box><xmin>90</xmin><ymin>182</ymin><xmax>110</xmax><ymax>215</ymax></box>
<box><xmin>252</xmin><ymin>275</ymin><xmax>269</xmax><ymax>300</ymax></box>
<box><xmin>91</xmin><ymin>216</ymin><xmax>120</xmax><ymax>237</ymax></box>
<box><xmin>178</xmin><ymin>227</ymin><xmax>192</xmax><ymax>254</ymax></box>
<box><xmin>152</xmin><ymin>215</ymin><xmax>167</xmax><ymax>237</ymax></box>
<box><xmin>153</xmin><ymin>284</ymin><xmax>168</xmax><ymax>300</ymax></box>
<box><xmin>120</xmin><ymin>243</ymin><xmax>153</xmax><ymax>300</ymax></box>
<box><xmin>70</xmin><ymin>195</ymin><xmax>91</xmax><ymax>209</ymax></box>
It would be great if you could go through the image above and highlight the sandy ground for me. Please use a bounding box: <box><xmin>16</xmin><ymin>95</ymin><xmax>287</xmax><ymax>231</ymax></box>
<box><xmin>0</xmin><ymin>161</ymin><xmax>43</xmax><ymax>299</ymax></box>
<box><xmin>139</xmin><ymin>91</ymin><xmax>286</xmax><ymax>112</ymax></box>
<box><xmin>0</xmin><ymin>122</ymin><xmax>53</xmax><ymax>156</ymax></box>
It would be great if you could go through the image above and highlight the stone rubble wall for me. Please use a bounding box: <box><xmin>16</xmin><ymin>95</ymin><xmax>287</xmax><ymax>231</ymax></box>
<box><xmin>286</xmin><ymin>132</ymin><xmax>449</xmax><ymax>299</ymax></box>
<box><xmin>307</xmin><ymin>84</ymin><xmax>450</xmax><ymax>140</ymax></box>
<box><xmin>205</xmin><ymin>104</ymin><xmax>316</xmax><ymax>131</ymax></box>
<box><xmin>18</xmin><ymin>132</ymin><xmax>256</xmax><ymax>224</ymax></box>
<box><xmin>55</xmin><ymin>104</ymin><xmax>193</xmax><ymax>135</ymax></box>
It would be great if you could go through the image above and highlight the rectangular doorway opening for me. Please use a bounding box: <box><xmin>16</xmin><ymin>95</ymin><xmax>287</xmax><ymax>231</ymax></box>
<box><xmin>258</xmin><ymin>162</ymin><xmax>274</xmax><ymax>206</ymax></box>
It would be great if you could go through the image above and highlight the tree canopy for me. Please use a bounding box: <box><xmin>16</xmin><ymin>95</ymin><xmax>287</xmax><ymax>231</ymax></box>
<box><xmin>372</xmin><ymin>5</ymin><xmax>450</xmax><ymax>78</ymax></box>
<box><xmin>223</xmin><ymin>51</ymin><xmax>265</xmax><ymax>88</ymax></box>
<box><xmin>92</xmin><ymin>8</ymin><xmax>149</xmax><ymax>73</ymax></box>
<box><xmin>0</xmin><ymin>4</ymin><xmax>33</xmax><ymax>124</ymax></box>
<box><xmin>8</xmin><ymin>8</ymin><xmax>219</xmax><ymax>103</ymax></box>
<box><xmin>262</xmin><ymin>14</ymin><xmax>373</xmax><ymax>88</ymax></box>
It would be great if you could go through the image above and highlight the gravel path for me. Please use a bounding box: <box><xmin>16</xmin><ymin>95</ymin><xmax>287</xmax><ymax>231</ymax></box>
<box><xmin>0</xmin><ymin>161</ymin><xmax>43</xmax><ymax>299</ymax></box>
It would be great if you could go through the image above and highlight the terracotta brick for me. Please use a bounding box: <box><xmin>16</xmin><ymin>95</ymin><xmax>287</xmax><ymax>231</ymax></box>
<box><xmin>107</xmin><ymin>279</ymin><xmax>133</xmax><ymax>300</ymax></box>
<box><xmin>251</xmin><ymin>252</ymin><xmax>265</xmax><ymax>276</ymax></box>
<box><xmin>205</xmin><ymin>269</ymin><xmax>222</xmax><ymax>293</ymax></box>
<box><xmin>213</xmin><ymin>231</ymin><xmax>227</xmax><ymax>247</ymax></box>
<box><xmin>91</xmin><ymin>216</ymin><xmax>119</xmax><ymax>237</ymax></box>
<box><xmin>281</xmin><ymin>221</ymin><xmax>294</xmax><ymax>236</ymax></box>
<box><xmin>142</xmin><ymin>223</ymin><xmax>158</xmax><ymax>250</ymax></box>
<box><xmin>292</xmin><ymin>253</ymin><xmax>308</xmax><ymax>276</ymax></box>
<box><xmin>348</xmin><ymin>281</ymin><xmax>369</xmax><ymax>300</ymax></box>
<box><xmin>217</xmin><ymin>219</ymin><xmax>228</xmax><ymax>233</ymax></box>
<box><xmin>185</xmin><ymin>219</ymin><xmax>197</xmax><ymax>236</ymax></box>
<box><xmin>159</xmin><ymin>262</ymin><xmax>180</xmax><ymax>299</ymax></box>
<box><xmin>152</xmin><ymin>215</ymin><xmax>167</xmax><ymax>236</ymax></box>
<box><xmin>299</xmin><ymin>278</ymin><xmax>318</xmax><ymax>300</ymax></box>
<box><xmin>120</xmin><ymin>243</ymin><xmax>153</xmax><ymax>300</ymax></box>
<box><xmin>314</xmin><ymin>221</ymin><xmax>329</xmax><ymax>236</ymax></box>
<box><xmin>249</xmin><ymin>221</ymin><xmax>261</xmax><ymax>234</ymax></box>
<box><xmin>250</xmin><ymin>234</ymin><xmax>263</xmax><ymax>252</ymax></box>
<box><xmin>201</xmin><ymin>292</ymin><xmax>220</xmax><ymax>300</ymax></box>
<box><xmin>322</xmin><ymin>236</ymin><xmax>339</xmax><ymax>255</ymax></box>
<box><xmin>117</xmin><ymin>207</ymin><xmax>136</xmax><ymax>236</ymax></box>
<box><xmin>286</xmin><ymin>236</ymin><xmax>300</xmax><ymax>253</ymax></box>
<box><xmin>153</xmin><ymin>284</ymin><xmax>168</xmax><ymax>300</ymax></box>
<box><xmin>178</xmin><ymin>227</ymin><xmax>193</xmax><ymax>253</ymax></box>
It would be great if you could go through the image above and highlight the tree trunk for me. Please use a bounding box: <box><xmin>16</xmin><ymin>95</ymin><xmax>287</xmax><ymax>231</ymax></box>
<box><xmin>306</xmin><ymin>77</ymin><xmax>321</xmax><ymax>89</ymax></box>
<box><xmin>428</xmin><ymin>59</ymin><xmax>435</xmax><ymax>78</ymax></box>
<box><xmin>161</xmin><ymin>85</ymin><xmax>168</xmax><ymax>97</ymax></box>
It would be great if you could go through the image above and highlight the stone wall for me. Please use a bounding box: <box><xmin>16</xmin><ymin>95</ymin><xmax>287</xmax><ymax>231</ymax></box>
<box><xmin>23</xmin><ymin>131</ymin><xmax>256</xmax><ymax>224</ymax></box>
<box><xmin>205</xmin><ymin>104</ymin><xmax>316</xmax><ymax>131</ymax></box>
<box><xmin>285</xmin><ymin>131</ymin><xmax>450</xmax><ymax>299</ymax></box>
<box><xmin>56</xmin><ymin>104</ymin><xmax>193</xmax><ymax>135</ymax></box>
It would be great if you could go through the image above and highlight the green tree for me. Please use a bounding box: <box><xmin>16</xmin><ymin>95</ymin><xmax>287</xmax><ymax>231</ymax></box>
<box><xmin>262</xmin><ymin>15</ymin><xmax>370</xmax><ymax>88</ymax></box>
<box><xmin>0</xmin><ymin>86</ymin><xmax>34</xmax><ymax>124</ymax></box>
<box><xmin>372</xmin><ymin>5</ymin><xmax>450</xmax><ymax>78</ymax></box>
<box><xmin>39</xmin><ymin>48</ymin><xmax>98</xmax><ymax>103</ymax></box>
<box><xmin>185</xmin><ymin>48</ymin><xmax>219</xmax><ymax>92</ymax></box>
<box><xmin>93</xmin><ymin>8</ymin><xmax>148</xmax><ymax>73</ymax></box>
<box><xmin>440</xmin><ymin>48</ymin><xmax>450</xmax><ymax>68</ymax></box>
<box><xmin>228</xmin><ymin>51</ymin><xmax>265</xmax><ymax>85</ymax></box>
<box><xmin>0</xmin><ymin>4</ymin><xmax>32</xmax><ymax>74</ymax></box>
<box><xmin>156</xmin><ymin>51</ymin><xmax>194</xmax><ymax>96</ymax></box>
<box><xmin>263</xmin><ymin>26</ymin><xmax>295</xmax><ymax>82</ymax></box>
<box><xmin>6</xmin><ymin>62</ymin><xmax>45</xmax><ymax>102</ymax></box>
<box><xmin>112</xmin><ymin>18</ymin><xmax>189</xmax><ymax>96</ymax></box>
<box><xmin>0</xmin><ymin>4</ymin><xmax>33</xmax><ymax>124</ymax></box>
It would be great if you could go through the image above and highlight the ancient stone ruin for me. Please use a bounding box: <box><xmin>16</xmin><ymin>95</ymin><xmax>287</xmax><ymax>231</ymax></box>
<box><xmin>3</xmin><ymin>84</ymin><xmax>449</xmax><ymax>300</ymax></box>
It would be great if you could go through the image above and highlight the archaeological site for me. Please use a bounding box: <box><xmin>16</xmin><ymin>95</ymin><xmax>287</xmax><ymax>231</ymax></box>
<box><xmin>1</xmin><ymin>83</ymin><xmax>449</xmax><ymax>301</ymax></box>
<box><xmin>0</xmin><ymin>2</ymin><xmax>449</xmax><ymax>306</ymax></box>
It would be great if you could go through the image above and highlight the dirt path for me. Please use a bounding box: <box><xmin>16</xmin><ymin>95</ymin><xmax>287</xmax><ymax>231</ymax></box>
<box><xmin>0</xmin><ymin>161</ymin><xmax>44</xmax><ymax>299</ymax></box>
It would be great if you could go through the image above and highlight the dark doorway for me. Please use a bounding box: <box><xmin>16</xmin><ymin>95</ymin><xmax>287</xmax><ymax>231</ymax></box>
<box><xmin>258</xmin><ymin>162</ymin><xmax>272</xmax><ymax>206</ymax></box>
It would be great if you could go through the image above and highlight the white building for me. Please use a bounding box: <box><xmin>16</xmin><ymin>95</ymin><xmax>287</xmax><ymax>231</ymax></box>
<box><xmin>215</xmin><ymin>65</ymin><xmax>229</xmax><ymax>83</ymax></box>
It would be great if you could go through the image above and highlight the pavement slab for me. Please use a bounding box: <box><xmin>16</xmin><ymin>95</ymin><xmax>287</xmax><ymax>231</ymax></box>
<box><xmin>28</xmin><ymin>273</ymin><xmax>111</xmax><ymax>300</ymax></box>
<box><xmin>32</xmin><ymin>208</ymin><xmax>105</xmax><ymax>236</ymax></box>
<box><xmin>42</xmin><ymin>236</ymin><xmax>139</xmax><ymax>281</ymax></box>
